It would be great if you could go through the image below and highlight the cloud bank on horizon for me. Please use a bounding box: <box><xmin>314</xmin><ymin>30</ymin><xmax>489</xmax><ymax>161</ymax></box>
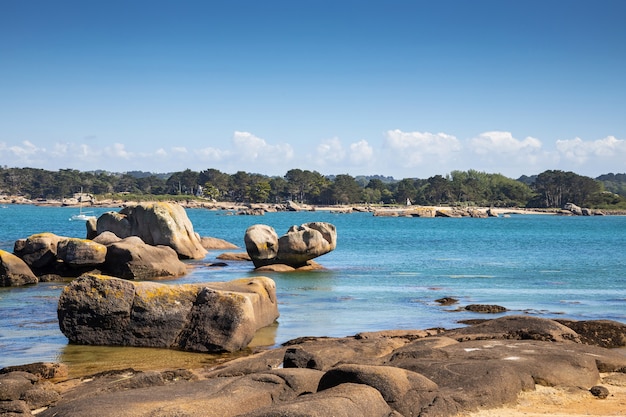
<box><xmin>1</xmin><ymin>131</ymin><xmax>624</xmax><ymax>179</ymax></box>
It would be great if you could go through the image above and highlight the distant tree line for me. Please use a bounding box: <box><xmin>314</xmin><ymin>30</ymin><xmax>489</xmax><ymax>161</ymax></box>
<box><xmin>1</xmin><ymin>166</ymin><xmax>625</xmax><ymax>209</ymax></box>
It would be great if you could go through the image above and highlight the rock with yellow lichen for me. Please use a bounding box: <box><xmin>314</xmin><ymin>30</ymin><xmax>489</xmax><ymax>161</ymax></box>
<box><xmin>57</xmin><ymin>274</ymin><xmax>279</xmax><ymax>352</ymax></box>
<box><xmin>13</xmin><ymin>232</ymin><xmax>65</xmax><ymax>270</ymax></box>
<box><xmin>0</xmin><ymin>249</ymin><xmax>38</xmax><ymax>286</ymax></box>
<box><xmin>57</xmin><ymin>237</ymin><xmax>107</xmax><ymax>267</ymax></box>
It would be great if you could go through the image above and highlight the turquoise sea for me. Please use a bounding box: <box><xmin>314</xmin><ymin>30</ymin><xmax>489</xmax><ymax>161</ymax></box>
<box><xmin>1</xmin><ymin>204</ymin><xmax>625</xmax><ymax>375</ymax></box>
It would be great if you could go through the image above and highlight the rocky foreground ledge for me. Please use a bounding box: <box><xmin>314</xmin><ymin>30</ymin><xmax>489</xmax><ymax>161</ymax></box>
<box><xmin>2</xmin><ymin>316</ymin><xmax>625</xmax><ymax>417</ymax></box>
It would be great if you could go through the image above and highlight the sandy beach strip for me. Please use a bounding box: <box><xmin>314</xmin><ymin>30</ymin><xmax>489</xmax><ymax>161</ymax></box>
<box><xmin>462</xmin><ymin>374</ymin><xmax>626</xmax><ymax>417</ymax></box>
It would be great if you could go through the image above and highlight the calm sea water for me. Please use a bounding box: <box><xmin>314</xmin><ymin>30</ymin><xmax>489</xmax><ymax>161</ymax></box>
<box><xmin>1</xmin><ymin>204</ymin><xmax>625</xmax><ymax>375</ymax></box>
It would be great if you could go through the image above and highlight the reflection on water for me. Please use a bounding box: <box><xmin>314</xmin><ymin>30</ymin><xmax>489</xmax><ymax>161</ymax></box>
<box><xmin>60</xmin><ymin>322</ymin><xmax>279</xmax><ymax>378</ymax></box>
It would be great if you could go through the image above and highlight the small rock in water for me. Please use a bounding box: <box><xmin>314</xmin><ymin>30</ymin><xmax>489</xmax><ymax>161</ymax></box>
<box><xmin>464</xmin><ymin>304</ymin><xmax>508</xmax><ymax>313</ymax></box>
<box><xmin>435</xmin><ymin>297</ymin><xmax>459</xmax><ymax>306</ymax></box>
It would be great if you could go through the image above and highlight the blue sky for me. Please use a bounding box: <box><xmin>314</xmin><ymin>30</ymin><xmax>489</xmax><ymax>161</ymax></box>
<box><xmin>1</xmin><ymin>0</ymin><xmax>625</xmax><ymax>179</ymax></box>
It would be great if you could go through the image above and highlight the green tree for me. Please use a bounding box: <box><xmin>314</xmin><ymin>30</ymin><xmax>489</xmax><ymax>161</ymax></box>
<box><xmin>250</xmin><ymin>180</ymin><xmax>271</xmax><ymax>203</ymax></box>
<box><xmin>230</xmin><ymin>171</ymin><xmax>251</xmax><ymax>202</ymax></box>
<box><xmin>327</xmin><ymin>174</ymin><xmax>361</xmax><ymax>204</ymax></box>
<box><xmin>199</xmin><ymin>168</ymin><xmax>231</xmax><ymax>201</ymax></box>
<box><xmin>269</xmin><ymin>176</ymin><xmax>289</xmax><ymax>203</ymax></box>
<box><xmin>423</xmin><ymin>175</ymin><xmax>452</xmax><ymax>204</ymax></box>
<box><xmin>395</xmin><ymin>178</ymin><xmax>417</xmax><ymax>205</ymax></box>
<box><xmin>530</xmin><ymin>170</ymin><xmax>601</xmax><ymax>208</ymax></box>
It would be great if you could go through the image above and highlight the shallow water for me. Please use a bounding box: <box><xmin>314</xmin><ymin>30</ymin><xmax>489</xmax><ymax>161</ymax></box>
<box><xmin>1</xmin><ymin>205</ymin><xmax>625</xmax><ymax>375</ymax></box>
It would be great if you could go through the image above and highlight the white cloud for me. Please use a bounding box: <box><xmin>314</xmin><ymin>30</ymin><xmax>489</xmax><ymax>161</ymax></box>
<box><xmin>0</xmin><ymin>140</ymin><xmax>47</xmax><ymax>166</ymax></box>
<box><xmin>466</xmin><ymin>131</ymin><xmax>548</xmax><ymax>171</ymax></box>
<box><xmin>469</xmin><ymin>131</ymin><xmax>542</xmax><ymax>155</ymax></box>
<box><xmin>197</xmin><ymin>146</ymin><xmax>229</xmax><ymax>161</ymax></box>
<box><xmin>231</xmin><ymin>131</ymin><xmax>294</xmax><ymax>164</ymax></box>
<box><xmin>104</xmin><ymin>143</ymin><xmax>132</xmax><ymax>159</ymax></box>
<box><xmin>172</xmin><ymin>147</ymin><xmax>188</xmax><ymax>154</ymax></box>
<box><xmin>315</xmin><ymin>137</ymin><xmax>346</xmax><ymax>165</ymax></box>
<box><xmin>556</xmin><ymin>136</ymin><xmax>626</xmax><ymax>164</ymax></box>
<box><xmin>1</xmin><ymin>131</ymin><xmax>623</xmax><ymax>178</ymax></box>
<box><xmin>9</xmin><ymin>140</ymin><xmax>41</xmax><ymax>158</ymax></box>
<box><xmin>383</xmin><ymin>129</ymin><xmax>461</xmax><ymax>167</ymax></box>
<box><xmin>349</xmin><ymin>140</ymin><xmax>374</xmax><ymax>164</ymax></box>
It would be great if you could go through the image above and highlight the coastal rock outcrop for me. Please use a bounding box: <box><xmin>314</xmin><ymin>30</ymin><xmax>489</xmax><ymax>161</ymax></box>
<box><xmin>56</xmin><ymin>238</ymin><xmax>107</xmax><ymax>267</ymax></box>
<box><xmin>13</xmin><ymin>233</ymin><xmax>64</xmax><ymax>270</ymax></box>
<box><xmin>57</xmin><ymin>274</ymin><xmax>279</xmax><ymax>352</ymax></box>
<box><xmin>11</xmin><ymin>231</ymin><xmax>189</xmax><ymax>281</ymax></box>
<box><xmin>563</xmin><ymin>202</ymin><xmax>584</xmax><ymax>215</ymax></box>
<box><xmin>0</xmin><ymin>249</ymin><xmax>38</xmax><ymax>286</ymax></box>
<box><xmin>96</xmin><ymin>202</ymin><xmax>207</xmax><ymax>259</ymax></box>
<box><xmin>35</xmin><ymin>317</ymin><xmax>626</xmax><ymax>417</ymax></box>
<box><xmin>245</xmin><ymin>222</ymin><xmax>337</xmax><ymax>269</ymax></box>
<box><xmin>103</xmin><ymin>236</ymin><xmax>187</xmax><ymax>280</ymax></box>
<box><xmin>0</xmin><ymin>369</ymin><xmax>62</xmax><ymax>414</ymax></box>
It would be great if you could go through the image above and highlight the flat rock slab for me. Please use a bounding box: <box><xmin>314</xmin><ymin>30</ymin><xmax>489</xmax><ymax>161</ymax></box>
<box><xmin>35</xmin><ymin>317</ymin><xmax>626</xmax><ymax>417</ymax></box>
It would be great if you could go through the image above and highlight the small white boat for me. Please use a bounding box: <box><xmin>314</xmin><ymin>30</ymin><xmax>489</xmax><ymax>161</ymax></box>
<box><xmin>69</xmin><ymin>188</ymin><xmax>96</xmax><ymax>221</ymax></box>
<box><xmin>70</xmin><ymin>211</ymin><xmax>96</xmax><ymax>221</ymax></box>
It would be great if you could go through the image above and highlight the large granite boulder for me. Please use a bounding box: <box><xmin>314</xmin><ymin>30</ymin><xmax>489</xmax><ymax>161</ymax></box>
<box><xmin>245</xmin><ymin>222</ymin><xmax>337</xmax><ymax>268</ymax></box>
<box><xmin>244</xmin><ymin>224</ymin><xmax>279</xmax><ymax>267</ymax></box>
<box><xmin>96</xmin><ymin>211</ymin><xmax>131</xmax><ymax>239</ymax></box>
<box><xmin>56</xmin><ymin>238</ymin><xmax>107</xmax><ymax>268</ymax></box>
<box><xmin>13</xmin><ymin>233</ymin><xmax>65</xmax><ymax>270</ymax></box>
<box><xmin>277</xmin><ymin>222</ymin><xmax>337</xmax><ymax>266</ymax></box>
<box><xmin>96</xmin><ymin>202</ymin><xmax>207</xmax><ymax>259</ymax></box>
<box><xmin>0</xmin><ymin>249</ymin><xmax>38</xmax><ymax>286</ymax></box>
<box><xmin>57</xmin><ymin>274</ymin><xmax>279</xmax><ymax>352</ymax></box>
<box><xmin>102</xmin><ymin>236</ymin><xmax>187</xmax><ymax>280</ymax></box>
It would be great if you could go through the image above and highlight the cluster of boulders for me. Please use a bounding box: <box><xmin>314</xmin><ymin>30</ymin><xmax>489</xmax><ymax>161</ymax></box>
<box><xmin>561</xmin><ymin>202</ymin><xmax>604</xmax><ymax>216</ymax></box>
<box><xmin>244</xmin><ymin>222</ymin><xmax>337</xmax><ymax>270</ymax></box>
<box><xmin>2</xmin><ymin>203</ymin><xmax>339</xmax><ymax>286</ymax></box>
<box><xmin>373</xmin><ymin>207</ymin><xmax>497</xmax><ymax>218</ymax></box>
<box><xmin>0</xmin><ymin>363</ymin><xmax>67</xmax><ymax>416</ymax></box>
<box><xmin>57</xmin><ymin>274</ymin><xmax>279</xmax><ymax>353</ymax></box>
<box><xmin>3</xmin><ymin>316</ymin><xmax>624</xmax><ymax>417</ymax></box>
<box><xmin>0</xmin><ymin>202</ymin><xmax>210</xmax><ymax>286</ymax></box>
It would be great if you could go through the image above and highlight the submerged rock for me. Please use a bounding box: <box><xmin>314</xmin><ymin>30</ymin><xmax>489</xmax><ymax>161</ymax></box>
<box><xmin>464</xmin><ymin>304</ymin><xmax>508</xmax><ymax>313</ymax></box>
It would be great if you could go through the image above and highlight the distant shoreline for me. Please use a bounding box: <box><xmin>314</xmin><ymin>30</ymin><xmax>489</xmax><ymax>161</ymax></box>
<box><xmin>2</xmin><ymin>195</ymin><xmax>625</xmax><ymax>216</ymax></box>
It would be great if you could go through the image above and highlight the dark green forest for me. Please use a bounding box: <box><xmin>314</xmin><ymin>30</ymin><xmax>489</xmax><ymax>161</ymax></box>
<box><xmin>1</xmin><ymin>166</ymin><xmax>625</xmax><ymax>209</ymax></box>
